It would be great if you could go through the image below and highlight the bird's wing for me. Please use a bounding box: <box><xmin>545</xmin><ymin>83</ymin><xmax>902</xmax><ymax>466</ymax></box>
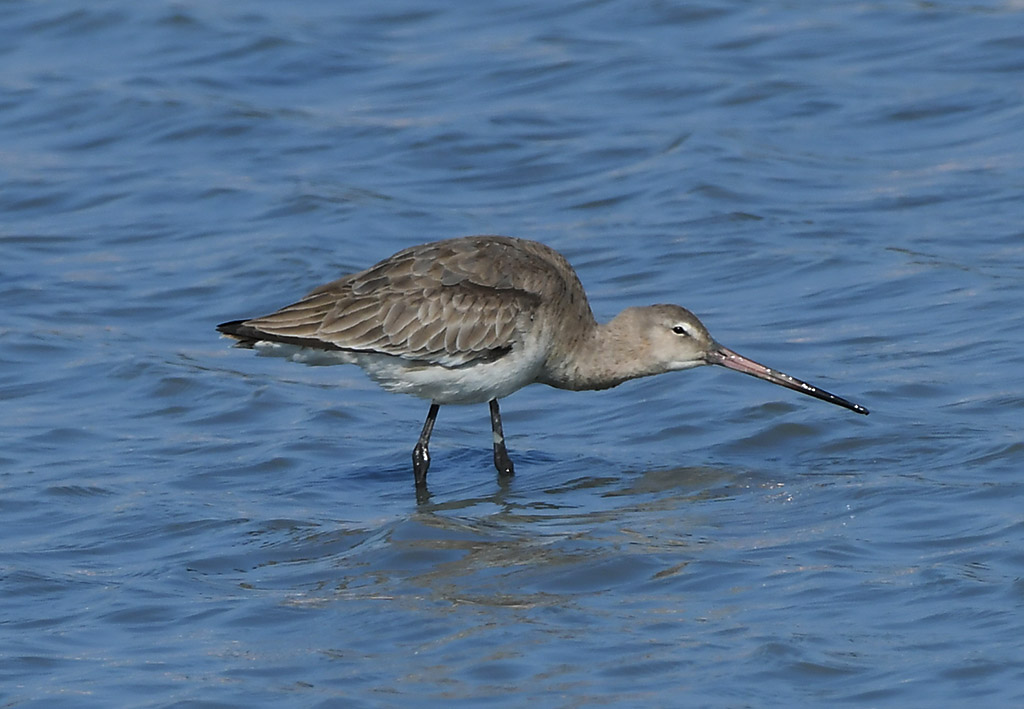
<box><xmin>228</xmin><ymin>237</ymin><xmax>578</xmax><ymax>367</ymax></box>
<box><xmin>239</xmin><ymin>278</ymin><xmax>539</xmax><ymax>368</ymax></box>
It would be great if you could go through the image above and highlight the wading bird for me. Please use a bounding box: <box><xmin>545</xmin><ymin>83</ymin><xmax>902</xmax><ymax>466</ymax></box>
<box><xmin>218</xmin><ymin>236</ymin><xmax>868</xmax><ymax>489</ymax></box>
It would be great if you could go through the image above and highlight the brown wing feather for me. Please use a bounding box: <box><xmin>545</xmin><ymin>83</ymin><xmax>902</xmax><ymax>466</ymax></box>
<box><xmin>241</xmin><ymin>283</ymin><xmax>536</xmax><ymax>366</ymax></box>
<box><xmin>224</xmin><ymin>236</ymin><xmax>593</xmax><ymax>368</ymax></box>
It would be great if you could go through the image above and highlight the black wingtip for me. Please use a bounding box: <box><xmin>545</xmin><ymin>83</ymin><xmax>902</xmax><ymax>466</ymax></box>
<box><xmin>216</xmin><ymin>318</ymin><xmax>345</xmax><ymax>352</ymax></box>
<box><xmin>217</xmin><ymin>319</ymin><xmax>248</xmax><ymax>336</ymax></box>
<box><xmin>216</xmin><ymin>319</ymin><xmax>263</xmax><ymax>348</ymax></box>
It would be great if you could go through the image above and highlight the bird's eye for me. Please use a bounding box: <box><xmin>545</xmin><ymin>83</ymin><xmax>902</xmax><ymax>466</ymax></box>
<box><xmin>672</xmin><ymin>325</ymin><xmax>688</xmax><ymax>336</ymax></box>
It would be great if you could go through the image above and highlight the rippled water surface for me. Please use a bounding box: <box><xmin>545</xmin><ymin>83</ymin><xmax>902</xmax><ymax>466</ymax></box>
<box><xmin>3</xmin><ymin>1</ymin><xmax>1024</xmax><ymax>706</ymax></box>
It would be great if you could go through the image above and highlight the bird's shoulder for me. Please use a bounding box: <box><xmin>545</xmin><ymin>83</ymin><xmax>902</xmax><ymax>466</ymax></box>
<box><xmin>310</xmin><ymin>235</ymin><xmax>578</xmax><ymax>301</ymax></box>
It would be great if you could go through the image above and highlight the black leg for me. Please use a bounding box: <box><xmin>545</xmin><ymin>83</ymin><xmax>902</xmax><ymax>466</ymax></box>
<box><xmin>489</xmin><ymin>399</ymin><xmax>515</xmax><ymax>476</ymax></box>
<box><xmin>412</xmin><ymin>403</ymin><xmax>440</xmax><ymax>487</ymax></box>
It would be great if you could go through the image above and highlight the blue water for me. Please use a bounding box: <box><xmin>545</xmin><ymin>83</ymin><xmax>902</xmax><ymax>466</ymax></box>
<box><xmin>3</xmin><ymin>1</ymin><xmax>1023</xmax><ymax>705</ymax></box>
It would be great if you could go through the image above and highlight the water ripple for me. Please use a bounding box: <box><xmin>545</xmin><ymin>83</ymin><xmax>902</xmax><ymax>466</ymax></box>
<box><xmin>3</xmin><ymin>0</ymin><xmax>1024</xmax><ymax>705</ymax></box>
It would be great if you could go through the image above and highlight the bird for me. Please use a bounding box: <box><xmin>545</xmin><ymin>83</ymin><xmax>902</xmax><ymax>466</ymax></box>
<box><xmin>217</xmin><ymin>235</ymin><xmax>868</xmax><ymax>489</ymax></box>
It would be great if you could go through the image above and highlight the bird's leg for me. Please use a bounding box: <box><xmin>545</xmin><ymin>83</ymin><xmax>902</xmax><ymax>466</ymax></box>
<box><xmin>412</xmin><ymin>403</ymin><xmax>440</xmax><ymax>487</ymax></box>
<box><xmin>489</xmin><ymin>399</ymin><xmax>515</xmax><ymax>476</ymax></box>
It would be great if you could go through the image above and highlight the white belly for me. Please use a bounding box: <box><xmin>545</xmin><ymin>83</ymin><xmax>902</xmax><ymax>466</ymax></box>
<box><xmin>252</xmin><ymin>340</ymin><xmax>546</xmax><ymax>405</ymax></box>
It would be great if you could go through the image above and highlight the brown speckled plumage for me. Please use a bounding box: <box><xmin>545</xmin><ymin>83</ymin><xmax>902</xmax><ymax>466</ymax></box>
<box><xmin>220</xmin><ymin>236</ymin><xmax>594</xmax><ymax>369</ymax></box>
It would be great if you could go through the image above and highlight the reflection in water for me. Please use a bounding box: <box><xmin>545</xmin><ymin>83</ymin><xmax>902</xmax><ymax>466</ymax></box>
<box><xmin>288</xmin><ymin>463</ymin><xmax>773</xmax><ymax>610</ymax></box>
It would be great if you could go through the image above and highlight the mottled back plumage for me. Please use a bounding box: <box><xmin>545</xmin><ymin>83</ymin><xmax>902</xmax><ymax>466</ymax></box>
<box><xmin>220</xmin><ymin>236</ymin><xmax>594</xmax><ymax>369</ymax></box>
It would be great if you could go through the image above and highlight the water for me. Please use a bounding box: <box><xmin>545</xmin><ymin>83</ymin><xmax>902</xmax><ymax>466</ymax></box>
<box><xmin>3</xmin><ymin>0</ymin><xmax>1023</xmax><ymax>705</ymax></box>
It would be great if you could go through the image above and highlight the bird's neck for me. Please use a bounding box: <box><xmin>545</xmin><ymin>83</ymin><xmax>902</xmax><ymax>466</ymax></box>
<box><xmin>540</xmin><ymin>312</ymin><xmax>656</xmax><ymax>392</ymax></box>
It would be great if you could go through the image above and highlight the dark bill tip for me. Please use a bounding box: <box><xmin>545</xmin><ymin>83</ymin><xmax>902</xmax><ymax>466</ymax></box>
<box><xmin>707</xmin><ymin>346</ymin><xmax>869</xmax><ymax>415</ymax></box>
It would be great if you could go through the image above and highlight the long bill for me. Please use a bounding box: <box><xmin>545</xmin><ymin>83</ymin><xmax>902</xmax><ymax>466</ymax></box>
<box><xmin>706</xmin><ymin>345</ymin><xmax>869</xmax><ymax>415</ymax></box>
